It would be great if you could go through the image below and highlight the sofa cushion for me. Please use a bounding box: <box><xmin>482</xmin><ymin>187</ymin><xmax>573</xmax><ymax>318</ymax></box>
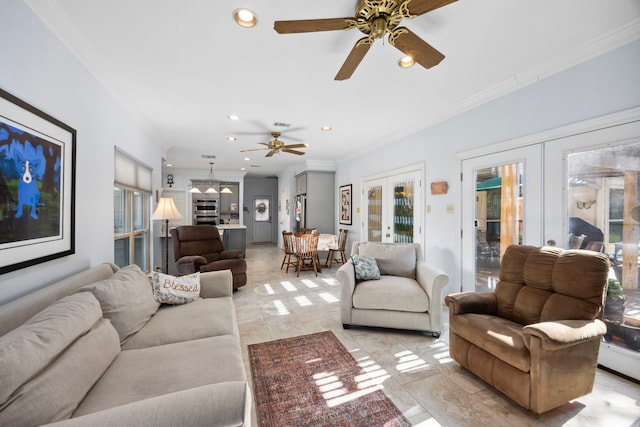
<box><xmin>450</xmin><ymin>313</ymin><xmax>530</xmax><ymax>372</ymax></box>
<box><xmin>0</xmin><ymin>319</ymin><xmax>120</xmax><ymax>426</ymax></box>
<box><xmin>353</xmin><ymin>276</ymin><xmax>428</xmax><ymax>312</ymax></box>
<box><xmin>121</xmin><ymin>297</ymin><xmax>239</xmax><ymax>350</ymax></box>
<box><xmin>150</xmin><ymin>271</ymin><xmax>201</xmax><ymax>305</ymax></box>
<box><xmin>74</xmin><ymin>334</ymin><xmax>246</xmax><ymax>417</ymax></box>
<box><xmin>80</xmin><ymin>264</ymin><xmax>160</xmax><ymax>344</ymax></box>
<box><xmin>351</xmin><ymin>254</ymin><xmax>380</xmax><ymax>281</ymax></box>
<box><xmin>358</xmin><ymin>242</ymin><xmax>416</xmax><ymax>278</ymax></box>
<box><xmin>0</xmin><ymin>291</ymin><xmax>103</xmax><ymax>405</ymax></box>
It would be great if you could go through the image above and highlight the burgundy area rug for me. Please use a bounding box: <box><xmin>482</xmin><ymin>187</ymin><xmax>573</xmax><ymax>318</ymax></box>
<box><xmin>248</xmin><ymin>331</ymin><xmax>411</xmax><ymax>427</ymax></box>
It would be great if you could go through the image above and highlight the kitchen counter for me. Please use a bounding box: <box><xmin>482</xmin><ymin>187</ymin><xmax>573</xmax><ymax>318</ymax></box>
<box><xmin>217</xmin><ymin>224</ymin><xmax>247</xmax><ymax>229</ymax></box>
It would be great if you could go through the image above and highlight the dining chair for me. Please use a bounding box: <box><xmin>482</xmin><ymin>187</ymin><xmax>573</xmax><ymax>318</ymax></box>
<box><xmin>327</xmin><ymin>228</ymin><xmax>349</xmax><ymax>268</ymax></box>
<box><xmin>281</xmin><ymin>231</ymin><xmax>296</xmax><ymax>272</ymax></box>
<box><xmin>296</xmin><ymin>227</ymin><xmax>316</xmax><ymax>234</ymax></box>
<box><xmin>293</xmin><ymin>232</ymin><xmax>319</xmax><ymax>277</ymax></box>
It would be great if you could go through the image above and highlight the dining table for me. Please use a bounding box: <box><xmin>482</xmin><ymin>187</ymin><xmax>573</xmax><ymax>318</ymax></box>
<box><xmin>316</xmin><ymin>233</ymin><xmax>338</xmax><ymax>268</ymax></box>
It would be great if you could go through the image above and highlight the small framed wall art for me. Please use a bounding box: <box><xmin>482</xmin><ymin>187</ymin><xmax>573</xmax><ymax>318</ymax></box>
<box><xmin>339</xmin><ymin>184</ymin><xmax>352</xmax><ymax>225</ymax></box>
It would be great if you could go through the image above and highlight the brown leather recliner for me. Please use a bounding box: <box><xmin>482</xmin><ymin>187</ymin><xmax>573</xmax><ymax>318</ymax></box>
<box><xmin>445</xmin><ymin>245</ymin><xmax>610</xmax><ymax>414</ymax></box>
<box><xmin>170</xmin><ymin>225</ymin><xmax>247</xmax><ymax>289</ymax></box>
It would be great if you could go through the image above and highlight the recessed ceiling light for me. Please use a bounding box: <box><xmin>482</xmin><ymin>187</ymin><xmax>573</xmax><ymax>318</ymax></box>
<box><xmin>240</xmin><ymin>167</ymin><xmax>246</xmax><ymax>171</ymax></box>
<box><xmin>233</xmin><ymin>9</ymin><xmax>257</xmax><ymax>28</ymax></box>
<box><xmin>165</xmin><ymin>163</ymin><xmax>172</xmax><ymax>167</ymax></box>
<box><xmin>227</xmin><ymin>114</ymin><xmax>240</xmax><ymax>121</ymax></box>
<box><xmin>321</xmin><ymin>126</ymin><xmax>332</xmax><ymax>131</ymax></box>
<box><xmin>227</xmin><ymin>136</ymin><xmax>237</xmax><ymax>141</ymax></box>
<box><xmin>244</xmin><ymin>157</ymin><xmax>250</xmax><ymax>161</ymax></box>
<box><xmin>399</xmin><ymin>56</ymin><xmax>415</xmax><ymax>68</ymax></box>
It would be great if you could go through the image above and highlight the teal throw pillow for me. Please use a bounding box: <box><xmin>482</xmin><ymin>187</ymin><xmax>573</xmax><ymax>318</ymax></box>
<box><xmin>351</xmin><ymin>255</ymin><xmax>380</xmax><ymax>281</ymax></box>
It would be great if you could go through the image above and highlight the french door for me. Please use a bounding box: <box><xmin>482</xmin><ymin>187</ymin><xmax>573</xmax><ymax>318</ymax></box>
<box><xmin>461</xmin><ymin>116</ymin><xmax>640</xmax><ymax>381</ymax></box>
<box><xmin>362</xmin><ymin>166</ymin><xmax>423</xmax><ymax>245</ymax></box>
<box><xmin>461</xmin><ymin>145</ymin><xmax>543</xmax><ymax>292</ymax></box>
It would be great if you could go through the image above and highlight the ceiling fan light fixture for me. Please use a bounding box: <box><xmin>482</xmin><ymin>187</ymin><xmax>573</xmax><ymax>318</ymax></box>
<box><xmin>233</xmin><ymin>9</ymin><xmax>257</xmax><ymax>28</ymax></box>
<box><xmin>399</xmin><ymin>56</ymin><xmax>415</xmax><ymax>68</ymax></box>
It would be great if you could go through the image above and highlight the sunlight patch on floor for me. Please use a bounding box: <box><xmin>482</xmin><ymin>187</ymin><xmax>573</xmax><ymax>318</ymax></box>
<box><xmin>319</xmin><ymin>292</ymin><xmax>339</xmax><ymax>303</ymax></box>
<box><xmin>301</xmin><ymin>279</ymin><xmax>319</xmax><ymax>288</ymax></box>
<box><xmin>295</xmin><ymin>295</ymin><xmax>313</xmax><ymax>307</ymax></box>
<box><xmin>273</xmin><ymin>299</ymin><xmax>289</xmax><ymax>315</ymax></box>
<box><xmin>280</xmin><ymin>281</ymin><xmax>298</xmax><ymax>292</ymax></box>
<box><xmin>262</xmin><ymin>284</ymin><xmax>275</xmax><ymax>295</ymax></box>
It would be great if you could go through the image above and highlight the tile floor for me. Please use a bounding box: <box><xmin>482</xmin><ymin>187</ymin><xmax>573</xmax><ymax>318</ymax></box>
<box><xmin>235</xmin><ymin>244</ymin><xmax>640</xmax><ymax>427</ymax></box>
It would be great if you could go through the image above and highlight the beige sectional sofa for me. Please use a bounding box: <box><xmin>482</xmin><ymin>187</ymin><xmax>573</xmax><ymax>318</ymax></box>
<box><xmin>0</xmin><ymin>263</ymin><xmax>251</xmax><ymax>427</ymax></box>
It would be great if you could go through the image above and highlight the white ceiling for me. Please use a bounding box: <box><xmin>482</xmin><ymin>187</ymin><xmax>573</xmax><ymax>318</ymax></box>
<box><xmin>25</xmin><ymin>0</ymin><xmax>640</xmax><ymax>177</ymax></box>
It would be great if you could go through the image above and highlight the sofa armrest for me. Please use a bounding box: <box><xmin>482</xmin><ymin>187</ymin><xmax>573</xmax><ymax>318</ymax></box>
<box><xmin>416</xmin><ymin>262</ymin><xmax>449</xmax><ymax>331</ymax></box>
<box><xmin>522</xmin><ymin>319</ymin><xmax>607</xmax><ymax>351</ymax></box>
<box><xmin>199</xmin><ymin>270</ymin><xmax>233</xmax><ymax>298</ymax></box>
<box><xmin>444</xmin><ymin>292</ymin><xmax>497</xmax><ymax>315</ymax></box>
<box><xmin>175</xmin><ymin>256</ymin><xmax>208</xmax><ymax>275</ymax></box>
<box><xmin>220</xmin><ymin>249</ymin><xmax>243</xmax><ymax>260</ymax></box>
<box><xmin>43</xmin><ymin>382</ymin><xmax>251</xmax><ymax>427</ymax></box>
<box><xmin>336</xmin><ymin>260</ymin><xmax>356</xmax><ymax>325</ymax></box>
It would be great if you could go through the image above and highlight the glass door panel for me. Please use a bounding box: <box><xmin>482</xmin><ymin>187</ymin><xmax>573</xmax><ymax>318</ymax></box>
<box><xmin>392</xmin><ymin>177</ymin><xmax>416</xmax><ymax>243</ymax></box>
<box><xmin>461</xmin><ymin>145</ymin><xmax>542</xmax><ymax>292</ymax></box>
<box><xmin>544</xmin><ymin>120</ymin><xmax>640</xmax><ymax>381</ymax></box>
<box><xmin>365</xmin><ymin>181</ymin><xmax>383</xmax><ymax>242</ymax></box>
<box><xmin>566</xmin><ymin>141</ymin><xmax>640</xmax><ymax>378</ymax></box>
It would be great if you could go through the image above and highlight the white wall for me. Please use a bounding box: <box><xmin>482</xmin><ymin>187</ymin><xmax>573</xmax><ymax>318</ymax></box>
<box><xmin>335</xmin><ymin>39</ymin><xmax>640</xmax><ymax>295</ymax></box>
<box><xmin>0</xmin><ymin>1</ymin><xmax>165</xmax><ymax>303</ymax></box>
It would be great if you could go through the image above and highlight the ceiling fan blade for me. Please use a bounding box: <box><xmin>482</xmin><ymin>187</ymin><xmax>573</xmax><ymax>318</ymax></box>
<box><xmin>389</xmin><ymin>27</ymin><xmax>444</xmax><ymax>69</ymax></box>
<box><xmin>265</xmin><ymin>150</ymin><xmax>277</xmax><ymax>157</ymax></box>
<box><xmin>274</xmin><ymin>18</ymin><xmax>354</xmax><ymax>34</ymax></box>
<box><xmin>283</xmin><ymin>143</ymin><xmax>308</xmax><ymax>149</ymax></box>
<box><xmin>405</xmin><ymin>0</ymin><xmax>457</xmax><ymax>16</ymax></box>
<box><xmin>240</xmin><ymin>147</ymin><xmax>270</xmax><ymax>152</ymax></box>
<box><xmin>283</xmin><ymin>148</ymin><xmax>306</xmax><ymax>156</ymax></box>
<box><xmin>335</xmin><ymin>37</ymin><xmax>372</xmax><ymax>81</ymax></box>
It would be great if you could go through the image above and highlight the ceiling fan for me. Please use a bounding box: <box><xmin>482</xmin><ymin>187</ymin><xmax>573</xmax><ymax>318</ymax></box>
<box><xmin>240</xmin><ymin>132</ymin><xmax>308</xmax><ymax>157</ymax></box>
<box><xmin>274</xmin><ymin>0</ymin><xmax>456</xmax><ymax>80</ymax></box>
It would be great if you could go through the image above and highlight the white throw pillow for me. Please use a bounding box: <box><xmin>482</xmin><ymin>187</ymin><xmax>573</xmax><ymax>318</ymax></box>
<box><xmin>150</xmin><ymin>272</ymin><xmax>201</xmax><ymax>305</ymax></box>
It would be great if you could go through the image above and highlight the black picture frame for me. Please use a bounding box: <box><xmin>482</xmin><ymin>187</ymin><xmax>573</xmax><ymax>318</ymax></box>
<box><xmin>339</xmin><ymin>184</ymin><xmax>352</xmax><ymax>225</ymax></box>
<box><xmin>0</xmin><ymin>88</ymin><xmax>76</xmax><ymax>274</ymax></box>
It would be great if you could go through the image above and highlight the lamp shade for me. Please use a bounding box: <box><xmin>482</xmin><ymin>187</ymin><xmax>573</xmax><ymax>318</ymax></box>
<box><xmin>152</xmin><ymin>197</ymin><xmax>183</xmax><ymax>220</ymax></box>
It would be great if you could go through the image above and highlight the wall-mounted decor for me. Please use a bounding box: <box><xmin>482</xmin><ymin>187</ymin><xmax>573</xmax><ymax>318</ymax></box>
<box><xmin>430</xmin><ymin>181</ymin><xmax>448</xmax><ymax>195</ymax></box>
<box><xmin>255</xmin><ymin>198</ymin><xmax>270</xmax><ymax>222</ymax></box>
<box><xmin>339</xmin><ymin>184</ymin><xmax>352</xmax><ymax>225</ymax></box>
<box><xmin>0</xmin><ymin>88</ymin><xmax>76</xmax><ymax>274</ymax></box>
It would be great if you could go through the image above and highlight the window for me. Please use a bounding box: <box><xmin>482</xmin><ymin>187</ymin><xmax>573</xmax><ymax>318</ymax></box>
<box><xmin>114</xmin><ymin>149</ymin><xmax>152</xmax><ymax>271</ymax></box>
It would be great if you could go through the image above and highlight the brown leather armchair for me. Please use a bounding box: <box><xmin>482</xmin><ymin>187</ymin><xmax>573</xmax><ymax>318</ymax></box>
<box><xmin>445</xmin><ymin>245</ymin><xmax>609</xmax><ymax>414</ymax></box>
<box><xmin>170</xmin><ymin>225</ymin><xmax>247</xmax><ymax>289</ymax></box>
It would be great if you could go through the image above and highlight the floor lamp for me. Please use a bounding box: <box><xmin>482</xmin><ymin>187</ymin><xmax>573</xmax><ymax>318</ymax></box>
<box><xmin>152</xmin><ymin>197</ymin><xmax>183</xmax><ymax>274</ymax></box>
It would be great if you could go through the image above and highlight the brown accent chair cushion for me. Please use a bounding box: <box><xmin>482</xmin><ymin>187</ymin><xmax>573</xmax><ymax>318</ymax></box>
<box><xmin>445</xmin><ymin>245</ymin><xmax>609</xmax><ymax>414</ymax></box>
<box><xmin>171</xmin><ymin>225</ymin><xmax>247</xmax><ymax>289</ymax></box>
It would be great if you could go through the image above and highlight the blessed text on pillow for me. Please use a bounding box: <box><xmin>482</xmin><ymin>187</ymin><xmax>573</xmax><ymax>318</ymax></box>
<box><xmin>151</xmin><ymin>272</ymin><xmax>201</xmax><ymax>305</ymax></box>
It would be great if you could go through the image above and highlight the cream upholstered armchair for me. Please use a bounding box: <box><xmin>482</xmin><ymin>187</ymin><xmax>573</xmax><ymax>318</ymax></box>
<box><xmin>337</xmin><ymin>242</ymin><xmax>449</xmax><ymax>337</ymax></box>
<box><xmin>445</xmin><ymin>245</ymin><xmax>609</xmax><ymax>414</ymax></box>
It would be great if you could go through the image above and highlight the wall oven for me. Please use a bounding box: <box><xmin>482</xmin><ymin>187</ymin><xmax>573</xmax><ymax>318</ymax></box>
<box><xmin>193</xmin><ymin>198</ymin><xmax>218</xmax><ymax>225</ymax></box>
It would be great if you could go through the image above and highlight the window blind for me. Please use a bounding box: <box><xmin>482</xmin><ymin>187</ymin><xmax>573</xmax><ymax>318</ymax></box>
<box><xmin>114</xmin><ymin>148</ymin><xmax>152</xmax><ymax>192</ymax></box>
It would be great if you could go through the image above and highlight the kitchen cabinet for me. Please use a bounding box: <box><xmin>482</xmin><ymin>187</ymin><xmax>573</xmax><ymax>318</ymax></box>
<box><xmin>295</xmin><ymin>171</ymin><xmax>335</xmax><ymax>234</ymax></box>
<box><xmin>219</xmin><ymin>225</ymin><xmax>246</xmax><ymax>257</ymax></box>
